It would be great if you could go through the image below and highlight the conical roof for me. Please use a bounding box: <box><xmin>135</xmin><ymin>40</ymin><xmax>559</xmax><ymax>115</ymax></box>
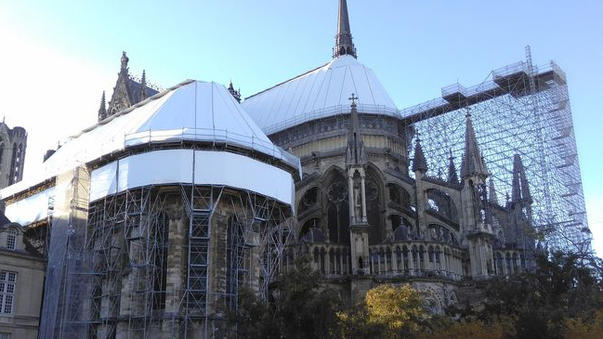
<box><xmin>412</xmin><ymin>137</ymin><xmax>428</xmax><ymax>173</ymax></box>
<box><xmin>461</xmin><ymin>112</ymin><xmax>488</xmax><ymax>178</ymax></box>
<box><xmin>243</xmin><ymin>55</ymin><xmax>398</xmax><ymax>134</ymax></box>
<box><xmin>3</xmin><ymin>80</ymin><xmax>298</xmax><ymax>198</ymax></box>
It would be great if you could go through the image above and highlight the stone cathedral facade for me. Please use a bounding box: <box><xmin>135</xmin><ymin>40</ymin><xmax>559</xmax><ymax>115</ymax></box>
<box><xmin>0</xmin><ymin>1</ymin><xmax>549</xmax><ymax>337</ymax></box>
<box><xmin>243</xmin><ymin>0</ymin><xmax>537</xmax><ymax>310</ymax></box>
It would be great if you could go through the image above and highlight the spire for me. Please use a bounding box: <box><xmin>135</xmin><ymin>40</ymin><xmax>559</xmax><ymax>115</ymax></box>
<box><xmin>333</xmin><ymin>0</ymin><xmax>357</xmax><ymax>59</ymax></box>
<box><xmin>461</xmin><ymin>110</ymin><xmax>488</xmax><ymax>178</ymax></box>
<box><xmin>139</xmin><ymin>70</ymin><xmax>147</xmax><ymax>101</ymax></box>
<box><xmin>345</xmin><ymin>93</ymin><xmax>366</xmax><ymax>165</ymax></box>
<box><xmin>489</xmin><ymin>178</ymin><xmax>499</xmax><ymax>204</ymax></box>
<box><xmin>511</xmin><ymin>154</ymin><xmax>532</xmax><ymax>204</ymax></box>
<box><xmin>412</xmin><ymin>134</ymin><xmax>428</xmax><ymax>173</ymax></box>
<box><xmin>349</xmin><ymin>92</ymin><xmax>359</xmax><ymax>132</ymax></box>
<box><xmin>447</xmin><ymin>149</ymin><xmax>459</xmax><ymax>184</ymax></box>
<box><xmin>120</xmin><ymin>51</ymin><xmax>129</xmax><ymax>72</ymax></box>
<box><xmin>98</xmin><ymin>91</ymin><xmax>107</xmax><ymax>121</ymax></box>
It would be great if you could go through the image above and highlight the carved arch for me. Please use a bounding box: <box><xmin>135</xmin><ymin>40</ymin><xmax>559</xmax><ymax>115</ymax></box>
<box><xmin>365</xmin><ymin>164</ymin><xmax>386</xmax><ymax>245</ymax></box>
<box><xmin>387</xmin><ymin>183</ymin><xmax>413</xmax><ymax>211</ymax></box>
<box><xmin>320</xmin><ymin>167</ymin><xmax>349</xmax><ymax>244</ymax></box>
<box><xmin>425</xmin><ymin>188</ymin><xmax>458</xmax><ymax>223</ymax></box>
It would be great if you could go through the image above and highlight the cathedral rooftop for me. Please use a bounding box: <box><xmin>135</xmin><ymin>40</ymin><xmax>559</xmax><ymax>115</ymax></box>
<box><xmin>1</xmin><ymin>80</ymin><xmax>299</xmax><ymax>200</ymax></box>
<box><xmin>242</xmin><ymin>0</ymin><xmax>397</xmax><ymax>135</ymax></box>
<box><xmin>243</xmin><ymin>55</ymin><xmax>398</xmax><ymax>135</ymax></box>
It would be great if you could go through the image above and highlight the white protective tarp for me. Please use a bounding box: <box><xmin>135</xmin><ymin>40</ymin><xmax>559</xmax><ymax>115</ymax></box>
<box><xmin>242</xmin><ymin>55</ymin><xmax>399</xmax><ymax>134</ymax></box>
<box><xmin>90</xmin><ymin>150</ymin><xmax>294</xmax><ymax>206</ymax></box>
<box><xmin>4</xmin><ymin>186</ymin><xmax>55</xmax><ymax>226</ymax></box>
<box><xmin>1</xmin><ymin>80</ymin><xmax>299</xmax><ymax>200</ymax></box>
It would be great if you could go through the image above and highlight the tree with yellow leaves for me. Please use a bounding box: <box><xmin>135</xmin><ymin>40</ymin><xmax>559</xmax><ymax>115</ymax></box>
<box><xmin>338</xmin><ymin>284</ymin><xmax>427</xmax><ymax>338</ymax></box>
<box><xmin>365</xmin><ymin>284</ymin><xmax>425</xmax><ymax>334</ymax></box>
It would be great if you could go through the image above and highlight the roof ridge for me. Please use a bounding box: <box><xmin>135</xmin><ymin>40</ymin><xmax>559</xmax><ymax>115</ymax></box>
<box><xmin>79</xmin><ymin>79</ymin><xmax>196</xmax><ymax>137</ymax></box>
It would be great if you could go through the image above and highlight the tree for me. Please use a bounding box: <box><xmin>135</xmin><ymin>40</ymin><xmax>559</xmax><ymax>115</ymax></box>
<box><xmin>365</xmin><ymin>284</ymin><xmax>425</xmax><ymax>335</ymax></box>
<box><xmin>230</xmin><ymin>256</ymin><xmax>341</xmax><ymax>338</ymax></box>
<box><xmin>449</xmin><ymin>250</ymin><xmax>603</xmax><ymax>339</ymax></box>
<box><xmin>563</xmin><ymin>310</ymin><xmax>603</xmax><ymax>339</ymax></box>
<box><xmin>338</xmin><ymin>284</ymin><xmax>427</xmax><ymax>339</ymax></box>
<box><xmin>417</xmin><ymin>320</ymin><xmax>507</xmax><ymax>339</ymax></box>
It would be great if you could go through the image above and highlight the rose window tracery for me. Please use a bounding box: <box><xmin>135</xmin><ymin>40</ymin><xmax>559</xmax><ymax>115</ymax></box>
<box><xmin>327</xmin><ymin>181</ymin><xmax>347</xmax><ymax>203</ymax></box>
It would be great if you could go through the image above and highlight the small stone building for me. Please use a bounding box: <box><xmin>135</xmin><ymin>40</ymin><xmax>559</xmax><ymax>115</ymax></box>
<box><xmin>0</xmin><ymin>204</ymin><xmax>45</xmax><ymax>339</ymax></box>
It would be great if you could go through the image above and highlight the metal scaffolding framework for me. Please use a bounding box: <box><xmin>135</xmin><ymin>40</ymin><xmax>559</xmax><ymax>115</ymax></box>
<box><xmin>40</xmin><ymin>177</ymin><xmax>294</xmax><ymax>338</ymax></box>
<box><xmin>404</xmin><ymin>47</ymin><xmax>590</xmax><ymax>252</ymax></box>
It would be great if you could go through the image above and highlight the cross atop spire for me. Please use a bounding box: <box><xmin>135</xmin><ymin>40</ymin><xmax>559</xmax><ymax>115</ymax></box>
<box><xmin>334</xmin><ymin>0</ymin><xmax>357</xmax><ymax>59</ymax></box>
<box><xmin>349</xmin><ymin>93</ymin><xmax>358</xmax><ymax>107</ymax></box>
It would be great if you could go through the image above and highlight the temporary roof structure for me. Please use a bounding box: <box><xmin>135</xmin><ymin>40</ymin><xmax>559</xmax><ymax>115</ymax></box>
<box><xmin>242</xmin><ymin>55</ymin><xmax>398</xmax><ymax>135</ymax></box>
<box><xmin>1</xmin><ymin>80</ymin><xmax>300</xmax><ymax>224</ymax></box>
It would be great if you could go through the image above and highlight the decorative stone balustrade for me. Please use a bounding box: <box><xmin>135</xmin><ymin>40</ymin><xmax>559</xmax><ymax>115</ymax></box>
<box><xmin>282</xmin><ymin>241</ymin><xmax>466</xmax><ymax>282</ymax></box>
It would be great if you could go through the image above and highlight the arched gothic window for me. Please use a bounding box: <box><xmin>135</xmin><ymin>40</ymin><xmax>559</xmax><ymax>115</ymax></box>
<box><xmin>425</xmin><ymin>189</ymin><xmax>458</xmax><ymax>223</ymax></box>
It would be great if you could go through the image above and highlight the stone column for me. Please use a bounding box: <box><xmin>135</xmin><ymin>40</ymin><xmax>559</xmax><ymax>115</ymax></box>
<box><xmin>408</xmin><ymin>248</ymin><xmax>414</xmax><ymax>275</ymax></box>
<box><xmin>392</xmin><ymin>248</ymin><xmax>398</xmax><ymax>273</ymax></box>
<box><xmin>163</xmin><ymin>201</ymin><xmax>186</xmax><ymax>335</ymax></box>
<box><xmin>360</xmin><ymin>173</ymin><xmax>367</xmax><ymax>223</ymax></box>
<box><xmin>348</xmin><ymin>173</ymin><xmax>355</xmax><ymax>222</ymax></box>
<box><xmin>325</xmin><ymin>248</ymin><xmax>331</xmax><ymax>275</ymax></box>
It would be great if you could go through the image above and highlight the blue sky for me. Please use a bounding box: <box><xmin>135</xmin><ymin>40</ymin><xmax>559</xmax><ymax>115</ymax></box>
<box><xmin>0</xmin><ymin>0</ymin><xmax>602</xmax><ymax>253</ymax></box>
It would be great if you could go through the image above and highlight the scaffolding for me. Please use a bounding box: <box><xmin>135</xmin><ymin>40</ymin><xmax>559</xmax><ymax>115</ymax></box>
<box><xmin>40</xmin><ymin>174</ymin><xmax>294</xmax><ymax>338</ymax></box>
<box><xmin>404</xmin><ymin>47</ymin><xmax>590</xmax><ymax>252</ymax></box>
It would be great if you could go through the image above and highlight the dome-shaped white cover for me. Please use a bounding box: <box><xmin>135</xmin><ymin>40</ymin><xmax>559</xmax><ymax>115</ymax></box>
<box><xmin>3</xmin><ymin>80</ymin><xmax>298</xmax><ymax>199</ymax></box>
<box><xmin>243</xmin><ymin>55</ymin><xmax>398</xmax><ymax>134</ymax></box>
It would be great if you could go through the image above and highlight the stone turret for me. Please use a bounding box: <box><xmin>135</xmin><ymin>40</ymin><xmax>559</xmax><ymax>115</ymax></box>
<box><xmin>509</xmin><ymin>154</ymin><xmax>535</xmax><ymax>252</ymax></box>
<box><xmin>345</xmin><ymin>94</ymin><xmax>369</xmax><ymax>277</ymax></box>
<box><xmin>103</xmin><ymin>52</ymin><xmax>158</xmax><ymax>121</ymax></box>
<box><xmin>412</xmin><ymin>135</ymin><xmax>429</xmax><ymax>235</ymax></box>
<box><xmin>411</xmin><ymin>136</ymin><xmax>428</xmax><ymax>174</ymax></box>
<box><xmin>459</xmin><ymin>111</ymin><xmax>494</xmax><ymax>279</ymax></box>
<box><xmin>447</xmin><ymin>150</ymin><xmax>459</xmax><ymax>185</ymax></box>
<box><xmin>97</xmin><ymin>91</ymin><xmax>107</xmax><ymax>121</ymax></box>
<box><xmin>227</xmin><ymin>81</ymin><xmax>241</xmax><ymax>103</ymax></box>
<box><xmin>489</xmin><ymin>178</ymin><xmax>499</xmax><ymax>205</ymax></box>
<box><xmin>511</xmin><ymin>154</ymin><xmax>532</xmax><ymax>206</ymax></box>
<box><xmin>139</xmin><ymin>70</ymin><xmax>148</xmax><ymax>101</ymax></box>
<box><xmin>461</xmin><ymin>111</ymin><xmax>488</xmax><ymax>180</ymax></box>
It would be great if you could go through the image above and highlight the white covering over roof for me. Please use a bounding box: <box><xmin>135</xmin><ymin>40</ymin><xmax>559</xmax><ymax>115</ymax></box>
<box><xmin>1</xmin><ymin>80</ymin><xmax>299</xmax><ymax>199</ymax></box>
<box><xmin>4</xmin><ymin>186</ymin><xmax>55</xmax><ymax>226</ymax></box>
<box><xmin>89</xmin><ymin>149</ymin><xmax>294</xmax><ymax>205</ymax></box>
<box><xmin>242</xmin><ymin>55</ymin><xmax>399</xmax><ymax>134</ymax></box>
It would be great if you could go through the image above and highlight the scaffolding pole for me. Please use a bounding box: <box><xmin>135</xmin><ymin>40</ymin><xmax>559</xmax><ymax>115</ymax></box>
<box><xmin>406</xmin><ymin>51</ymin><xmax>590</xmax><ymax>252</ymax></box>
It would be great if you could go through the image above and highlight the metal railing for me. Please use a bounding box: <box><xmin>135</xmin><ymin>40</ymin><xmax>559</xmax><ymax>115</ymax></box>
<box><xmin>261</xmin><ymin>103</ymin><xmax>398</xmax><ymax>135</ymax></box>
<box><xmin>124</xmin><ymin>128</ymin><xmax>300</xmax><ymax>170</ymax></box>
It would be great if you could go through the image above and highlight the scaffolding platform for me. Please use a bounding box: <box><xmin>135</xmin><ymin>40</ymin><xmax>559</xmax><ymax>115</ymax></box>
<box><xmin>406</xmin><ymin>48</ymin><xmax>590</xmax><ymax>252</ymax></box>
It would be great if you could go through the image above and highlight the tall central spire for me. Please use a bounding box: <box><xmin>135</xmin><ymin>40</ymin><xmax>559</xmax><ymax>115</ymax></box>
<box><xmin>334</xmin><ymin>0</ymin><xmax>357</xmax><ymax>59</ymax></box>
